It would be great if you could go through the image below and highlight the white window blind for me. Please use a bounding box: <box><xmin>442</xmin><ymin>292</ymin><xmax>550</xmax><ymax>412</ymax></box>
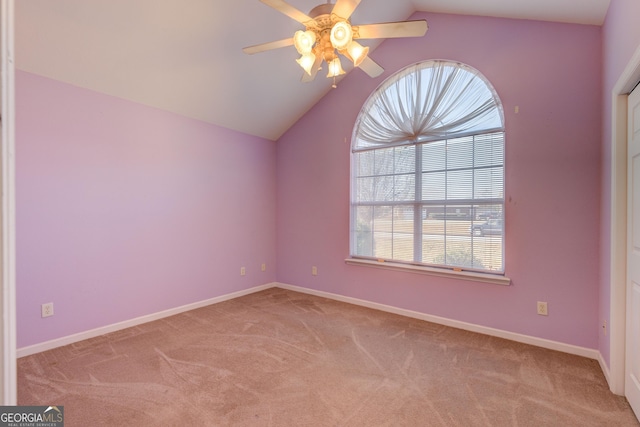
<box><xmin>350</xmin><ymin>60</ymin><xmax>505</xmax><ymax>273</ymax></box>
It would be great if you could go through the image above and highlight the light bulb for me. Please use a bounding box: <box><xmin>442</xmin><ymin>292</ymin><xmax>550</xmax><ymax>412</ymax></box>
<box><xmin>294</xmin><ymin>30</ymin><xmax>316</xmax><ymax>54</ymax></box>
<box><xmin>330</xmin><ymin>21</ymin><xmax>352</xmax><ymax>50</ymax></box>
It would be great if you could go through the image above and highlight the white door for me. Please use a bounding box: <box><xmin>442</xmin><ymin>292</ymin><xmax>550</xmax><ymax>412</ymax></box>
<box><xmin>627</xmin><ymin>83</ymin><xmax>640</xmax><ymax>418</ymax></box>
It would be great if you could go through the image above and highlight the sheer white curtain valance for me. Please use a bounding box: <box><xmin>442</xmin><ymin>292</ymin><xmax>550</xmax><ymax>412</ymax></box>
<box><xmin>352</xmin><ymin>60</ymin><xmax>504</xmax><ymax>151</ymax></box>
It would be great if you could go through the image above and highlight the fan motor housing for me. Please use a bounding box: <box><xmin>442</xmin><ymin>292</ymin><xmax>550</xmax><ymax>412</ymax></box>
<box><xmin>308</xmin><ymin>3</ymin><xmax>333</xmax><ymax>19</ymax></box>
<box><xmin>308</xmin><ymin>3</ymin><xmax>335</xmax><ymax>30</ymax></box>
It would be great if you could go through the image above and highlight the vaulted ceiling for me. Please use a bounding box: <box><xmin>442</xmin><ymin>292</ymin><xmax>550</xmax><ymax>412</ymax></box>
<box><xmin>16</xmin><ymin>0</ymin><xmax>610</xmax><ymax>140</ymax></box>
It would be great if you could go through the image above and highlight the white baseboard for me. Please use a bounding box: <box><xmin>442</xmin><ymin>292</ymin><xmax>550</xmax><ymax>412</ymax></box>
<box><xmin>275</xmin><ymin>282</ymin><xmax>600</xmax><ymax>361</ymax></box>
<box><xmin>17</xmin><ymin>283</ymin><xmax>276</xmax><ymax>358</ymax></box>
<box><xmin>598</xmin><ymin>351</ymin><xmax>615</xmax><ymax>392</ymax></box>
<box><xmin>18</xmin><ymin>281</ymin><xmax>601</xmax><ymax>364</ymax></box>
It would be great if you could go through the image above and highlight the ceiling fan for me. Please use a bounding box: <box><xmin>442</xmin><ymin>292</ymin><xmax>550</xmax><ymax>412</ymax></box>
<box><xmin>242</xmin><ymin>0</ymin><xmax>428</xmax><ymax>85</ymax></box>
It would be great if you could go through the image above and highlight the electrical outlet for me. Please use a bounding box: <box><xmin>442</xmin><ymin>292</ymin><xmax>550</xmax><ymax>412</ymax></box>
<box><xmin>41</xmin><ymin>302</ymin><xmax>54</xmax><ymax>318</ymax></box>
<box><xmin>261</xmin><ymin>263</ymin><xmax>266</xmax><ymax>272</ymax></box>
<box><xmin>240</xmin><ymin>267</ymin><xmax>246</xmax><ymax>276</ymax></box>
<box><xmin>312</xmin><ymin>266</ymin><xmax>318</xmax><ymax>276</ymax></box>
<box><xmin>537</xmin><ymin>301</ymin><xmax>548</xmax><ymax>316</ymax></box>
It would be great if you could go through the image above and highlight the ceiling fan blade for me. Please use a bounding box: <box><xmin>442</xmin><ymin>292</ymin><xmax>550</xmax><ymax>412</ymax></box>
<box><xmin>332</xmin><ymin>0</ymin><xmax>361</xmax><ymax>20</ymax></box>
<box><xmin>242</xmin><ymin>38</ymin><xmax>294</xmax><ymax>55</ymax></box>
<box><xmin>260</xmin><ymin>0</ymin><xmax>314</xmax><ymax>25</ymax></box>
<box><xmin>354</xmin><ymin>20</ymin><xmax>428</xmax><ymax>39</ymax></box>
<box><xmin>301</xmin><ymin>51</ymin><xmax>323</xmax><ymax>82</ymax></box>
<box><xmin>358</xmin><ymin>56</ymin><xmax>384</xmax><ymax>78</ymax></box>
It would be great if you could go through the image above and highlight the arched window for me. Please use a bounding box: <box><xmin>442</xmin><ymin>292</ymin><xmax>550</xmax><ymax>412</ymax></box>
<box><xmin>350</xmin><ymin>60</ymin><xmax>505</xmax><ymax>273</ymax></box>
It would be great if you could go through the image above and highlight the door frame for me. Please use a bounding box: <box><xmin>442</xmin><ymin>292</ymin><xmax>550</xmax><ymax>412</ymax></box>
<box><xmin>1</xmin><ymin>0</ymin><xmax>16</xmax><ymax>405</ymax></box>
<box><xmin>610</xmin><ymin>44</ymin><xmax>640</xmax><ymax>395</ymax></box>
<box><xmin>0</xmin><ymin>0</ymin><xmax>16</xmax><ymax>405</ymax></box>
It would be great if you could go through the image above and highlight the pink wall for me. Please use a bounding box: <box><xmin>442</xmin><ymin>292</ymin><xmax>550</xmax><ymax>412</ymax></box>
<box><xmin>16</xmin><ymin>71</ymin><xmax>277</xmax><ymax>348</ymax></box>
<box><xmin>16</xmin><ymin>11</ymin><xmax>611</xmax><ymax>354</ymax></box>
<box><xmin>276</xmin><ymin>13</ymin><xmax>603</xmax><ymax>349</ymax></box>
<box><xmin>599</xmin><ymin>0</ymin><xmax>640</xmax><ymax>367</ymax></box>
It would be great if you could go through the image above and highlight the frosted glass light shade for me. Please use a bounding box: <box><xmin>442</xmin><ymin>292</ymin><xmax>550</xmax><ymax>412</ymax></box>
<box><xmin>297</xmin><ymin>53</ymin><xmax>316</xmax><ymax>75</ymax></box>
<box><xmin>330</xmin><ymin>21</ymin><xmax>352</xmax><ymax>50</ymax></box>
<box><xmin>327</xmin><ymin>57</ymin><xmax>345</xmax><ymax>77</ymax></box>
<box><xmin>346</xmin><ymin>41</ymin><xmax>369</xmax><ymax>66</ymax></box>
<box><xmin>294</xmin><ymin>30</ymin><xmax>316</xmax><ymax>54</ymax></box>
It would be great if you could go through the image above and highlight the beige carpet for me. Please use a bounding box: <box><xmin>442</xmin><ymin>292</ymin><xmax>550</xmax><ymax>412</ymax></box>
<box><xmin>18</xmin><ymin>288</ymin><xmax>639</xmax><ymax>426</ymax></box>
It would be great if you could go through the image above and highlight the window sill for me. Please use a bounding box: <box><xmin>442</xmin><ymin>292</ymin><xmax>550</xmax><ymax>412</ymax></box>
<box><xmin>344</xmin><ymin>258</ymin><xmax>511</xmax><ymax>286</ymax></box>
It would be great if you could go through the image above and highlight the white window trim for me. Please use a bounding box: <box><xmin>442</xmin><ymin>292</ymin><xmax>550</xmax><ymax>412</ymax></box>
<box><xmin>345</xmin><ymin>257</ymin><xmax>511</xmax><ymax>286</ymax></box>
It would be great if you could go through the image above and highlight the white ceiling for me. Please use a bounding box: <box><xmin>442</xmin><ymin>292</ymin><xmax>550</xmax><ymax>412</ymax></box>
<box><xmin>15</xmin><ymin>0</ymin><xmax>610</xmax><ymax>141</ymax></box>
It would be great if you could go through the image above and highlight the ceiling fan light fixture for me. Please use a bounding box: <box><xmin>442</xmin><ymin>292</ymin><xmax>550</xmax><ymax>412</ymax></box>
<box><xmin>297</xmin><ymin>52</ymin><xmax>317</xmax><ymax>75</ymax></box>
<box><xmin>346</xmin><ymin>41</ymin><xmax>369</xmax><ymax>66</ymax></box>
<box><xmin>243</xmin><ymin>0</ymin><xmax>429</xmax><ymax>84</ymax></box>
<box><xmin>327</xmin><ymin>57</ymin><xmax>345</xmax><ymax>78</ymax></box>
<box><xmin>294</xmin><ymin>30</ymin><xmax>316</xmax><ymax>54</ymax></box>
<box><xmin>330</xmin><ymin>21</ymin><xmax>352</xmax><ymax>50</ymax></box>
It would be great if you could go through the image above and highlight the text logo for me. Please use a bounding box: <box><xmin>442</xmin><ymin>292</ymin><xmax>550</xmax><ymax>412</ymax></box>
<box><xmin>0</xmin><ymin>406</ymin><xmax>64</xmax><ymax>427</ymax></box>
